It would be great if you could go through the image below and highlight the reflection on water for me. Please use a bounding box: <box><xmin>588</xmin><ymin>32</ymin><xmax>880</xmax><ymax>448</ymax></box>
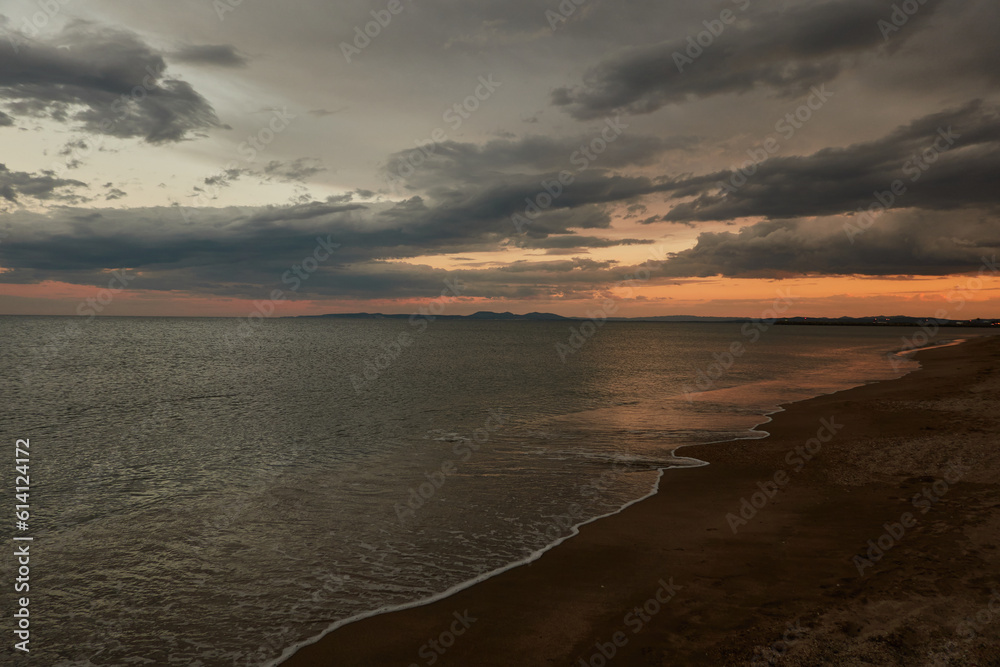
<box><xmin>0</xmin><ymin>318</ymin><xmax>939</xmax><ymax>665</ymax></box>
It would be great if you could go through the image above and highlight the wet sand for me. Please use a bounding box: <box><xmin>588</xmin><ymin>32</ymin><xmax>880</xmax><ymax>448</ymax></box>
<box><xmin>282</xmin><ymin>335</ymin><xmax>1000</xmax><ymax>666</ymax></box>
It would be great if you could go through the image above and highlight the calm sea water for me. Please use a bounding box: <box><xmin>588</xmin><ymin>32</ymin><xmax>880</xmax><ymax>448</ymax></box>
<box><xmin>0</xmin><ymin>317</ymin><xmax>956</xmax><ymax>665</ymax></box>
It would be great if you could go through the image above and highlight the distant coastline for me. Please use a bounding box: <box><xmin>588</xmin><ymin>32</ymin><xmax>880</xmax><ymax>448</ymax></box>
<box><xmin>296</xmin><ymin>310</ymin><xmax>1000</xmax><ymax>327</ymax></box>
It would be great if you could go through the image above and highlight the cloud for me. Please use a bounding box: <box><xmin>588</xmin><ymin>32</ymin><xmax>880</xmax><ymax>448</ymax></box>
<box><xmin>384</xmin><ymin>133</ymin><xmax>698</xmax><ymax>188</ymax></box>
<box><xmin>203</xmin><ymin>168</ymin><xmax>251</xmax><ymax>189</ymax></box>
<box><xmin>515</xmin><ymin>235</ymin><xmax>654</xmax><ymax>250</ymax></box>
<box><xmin>308</xmin><ymin>107</ymin><xmax>347</xmax><ymax>117</ymax></box>
<box><xmin>552</xmin><ymin>0</ymin><xmax>942</xmax><ymax>119</ymax></box>
<box><xmin>374</xmin><ymin>131</ymin><xmax>699</xmax><ymax>239</ymax></box>
<box><xmin>0</xmin><ymin>164</ymin><xmax>85</xmax><ymax>203</ymax></box>
<box><xmin>0</xmin><ymin>20</ymin><xmax>226</xmax><ymax>143</ymax></box>
<box><xmin>58</xmin><ymin>138</ymin><xmax>88</xmax><ymax>156</ymax></box>
<box><xmin>661</xmin><ymin>100</ymin><xmax>1000</xmax><ymax>222</ymax></box>
<box><xmin>4</xmin><ymin>189</ymin><xmax>997</xmax><ymax>301</ymax></box>
<box><xmin>262</xmin><ymin>158</ymin><xmax>327</xmax><ymax>182</ymax></box>
<box><xmin>867</xmin><ymin>0</ymin><xmax>1000</xmax><ymax>90</ymax></box>
<box><xmin>0</xmin><ymin>195</ymin><xmax>656</xmax><ymax>298</ymax></box>
<box><xmin>170</xmin><ymin>44</ymin><xmax>248</xmax><ymax>67</ymax></box>
<box><xmin>622</xmin><ymin>203</ymin><xmax>647</xmax><ymax>219</ymax></box>
<box><xmin>661</xmin><ymin>210</ymin><xmax>1000</xmax><ymax>278</ymax></box>
<box><xmin>8</xmin><ymin>99</ymin><xmax>995</xmax><ymax>300</ymax></box>
<box><xmin>640</xmin><ymin>215</ymin><xmax>695</xmax><ymax>228</ymax></box>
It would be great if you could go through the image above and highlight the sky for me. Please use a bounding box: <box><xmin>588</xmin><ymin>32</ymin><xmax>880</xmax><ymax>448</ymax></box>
<box><xmin>0</xmin><ymin>0</ymin><xmax>998</xmax><ymax>318</ymax></box>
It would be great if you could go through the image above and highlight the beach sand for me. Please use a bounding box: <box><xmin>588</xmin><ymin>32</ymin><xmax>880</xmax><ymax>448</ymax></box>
<box><xmin>282</xmin><ymin>335</ymin><xmax>1000</xmax><ymax>666</ymax></box>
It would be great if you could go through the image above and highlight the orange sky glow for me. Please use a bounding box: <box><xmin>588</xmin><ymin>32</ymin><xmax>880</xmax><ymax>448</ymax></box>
<box><xmin>3</xmin><ymin>274</ymin><xmax>998</xmax><ymax>319</ymax></box>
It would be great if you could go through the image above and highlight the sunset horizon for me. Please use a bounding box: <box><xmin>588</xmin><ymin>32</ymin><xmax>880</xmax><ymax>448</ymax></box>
<box><xmin>4</xmin><ymin>0</ymin><xmax>1000</xmax><ymax>665</ymax></box>
<box><xmin>1</xmin><ymin>1</ymin><xmax>998</xmax><ymax>320</ymax></box>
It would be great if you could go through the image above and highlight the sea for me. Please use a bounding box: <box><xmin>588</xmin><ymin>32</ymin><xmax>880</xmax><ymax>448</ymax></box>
<box><xmin>0</xmin><ymin>317</ymin><xmax>964</xmax><ymax>665</ymax></box>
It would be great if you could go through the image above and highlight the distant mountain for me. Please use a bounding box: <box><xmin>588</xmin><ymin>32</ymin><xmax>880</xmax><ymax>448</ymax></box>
<box><xmin>300</xmin><ymin>311</ymin><xmax>747</xmax><ymax>322</ymax></box>
<box><xmin>464</xmin><ymin>311</ymin><xmax>569</xmax><ymax>320</ymax></box>
<box><xmin>301</xmin><ymin>310</ymin><xmax>569</xmax><ymax>321</ymax></box>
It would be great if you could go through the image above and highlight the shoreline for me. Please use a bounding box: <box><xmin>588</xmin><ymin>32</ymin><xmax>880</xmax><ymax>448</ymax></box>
<box><xmin>266</xmin><ymin>459</ymin><xmax>703</xmax><ymax>667</ymax></box>
<box><xmin>281</xmin><ymin>335</ymin><xmax>1000</xmax><ymax>666</ymax></box>
<box><xmin>267</xmin><ymin>340</ymin><xmax>893</xmax><ymax>666</ymax></box>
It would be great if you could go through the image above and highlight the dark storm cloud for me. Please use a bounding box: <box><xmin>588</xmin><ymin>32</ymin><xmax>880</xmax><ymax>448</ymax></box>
<box><xmin>0</xmin><ymin>202</ymin><xmax>660</xmax><ymax>299</ymax></box>
<box><xmin>0</xmin><ymin>20</ymin><xmax>226</xmax><ymax>143</ymax></box>
<box><xmin>170</xmin><ymin>44</ymin><xmax>248</xmax><ymax>67</ymax></box>
<box><xmin>552</xmin><ymin>0</ymin><xmax>942</xmax><ymax>119</ymax></box>
<box><xmin>373</xmin><ymin>126</ymin><xmax>703</xmax><ymax>237</ymax></box>
<box><xmin>54</xmin><ymin>94</ymin><xmax>995</xmax><ymax>295</ymax></box>
<box><xmin>413</xmin><ymin>170</ymin><xmax>666</xmax><ymax>239</ymax></box>
<box><xmin>376</xmin><ymin>101</ymin><xmax>1000</xmax><ymax>247</ymax></box>
<box><xmin>661</xmin><ymin>210</ymin><xmax>1000</xmax><ymax>278</ymax></box>
<box><xmin>0</xmin><ymin>164</ymin><xmax>84</xmax><ymax>202</ymax></box>
<box><xmin>0</xmin><ymin>109</ymin><xmax>13</xmax><ymax>126</ymax></box>
<box><xmin>384</xmin><ymin>133</ymin><xmax>698</xmax><ymax>186</ymax></box>
<box><xmin>871</xmin><ymin>0</ymin><xmax>1000</xmax><ymax>90</ymax></box>
<box><xmin>241</xmin><ymin>202</ymin><xmax>367</xmax><ymax>226</ymax></box>
<box><xmin>3</xmin><ymin>0</ymin><xmax>999</xmax><ymax>305</ymax></box>
<box><xmin>5</xmin><ymin>96</ymin><xmax>997</xmax><ymax>296</ymax></box>
<box><xmin>661</xmin><ymin>100</ymin><xmax>1000</xmax><ymax>222</ymax></box>
<box><xmin>0</xmin><ymin>194</ymin><xmax>602</xmax><ymax>276</ymax></box>
<box><xmin>0</xmin><ymin>205</ymin><xmax>358</xmax><ymax>276</ymax></box>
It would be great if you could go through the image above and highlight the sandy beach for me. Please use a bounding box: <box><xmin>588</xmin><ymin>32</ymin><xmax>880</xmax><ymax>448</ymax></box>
<box><xmin>283</xmin><ymin>335</ymin><xmax>1000</xmax><ymax>667</ymax></box>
